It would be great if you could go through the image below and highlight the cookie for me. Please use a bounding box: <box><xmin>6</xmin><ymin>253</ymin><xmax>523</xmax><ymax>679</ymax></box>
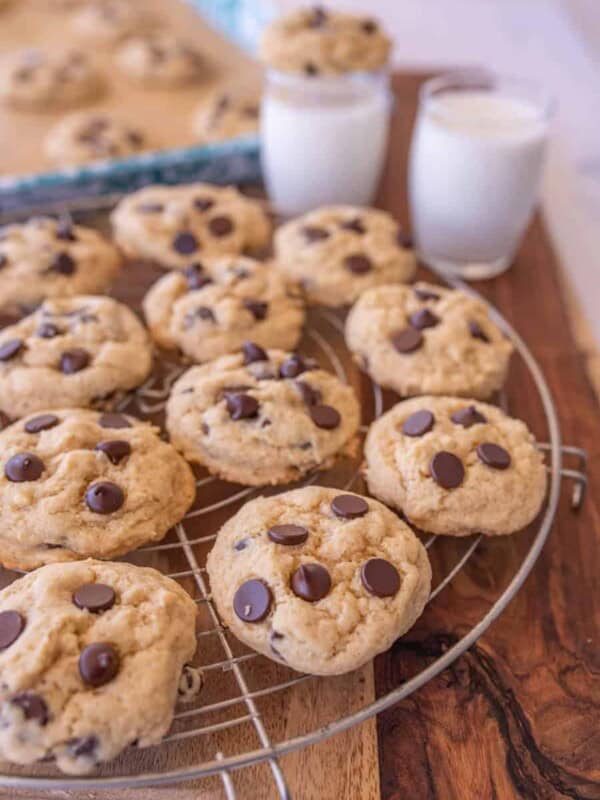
<box><xmin>0</xmin><ymin>295</ymin><xmax>153</xmax><ymax>418</ymax></box>
<box><xmin>207</xmin><ymin>486</ymin><xmax>431</xmax><ymax>675</ymax></box>
<box><xmin>111</xmin><ymin>183</ymin><xmax>271</xmax><ymax>269</ymax></box>
<box><xmin>142</xmin><ymin>257</ymin><xmax>305</xmax><ymax>362</ymax></box>
<box><xmin>260</xmin><ymin>7</ymin><xmax>391</xmax><ymax>76</ymax></box>
<box><xmin>45</xmin><ymin>112</ymin><xmax>147</xmax><ymax>166</ymax></box>
<box><xmin>274</xmin><ymin>206</ymin><xmax>415</xmax><ymax>307</ymax></box>
<box><xmin>0</xmin><ymin>408</ymin><xmax>196</xmax><ymax>570</ymax></box>
<box><xmin>166</xmin><ymin>347</ymin><xmax>360</xmax><ymax>485</ymax></box>
<box><xmin>70</xmin><ymin>0</ymin><xmax>153</xmax><ymax>45</ymax></box>
<box><xmin>0</xmin><ymin>48</ymin><xmax>103</xmax><ymax>111</ymax></box>
<box><xmin>365</xmin><ymin>396</ymin><xmax>547</xmax><ymax>537</ymax></box>
<box><xmin>0</xmin><ymin>216</ymin><xmax>121</xmax><ymax>313</ymax></box>
<box><xmin>0</xmin><ymin>560</ymin><xmax>197</xmax><ymax>774</ymax></box>
<box><xmin>116</xmin><ymin>32</ymin><xmax>205</xmax><ymax>87</ymax></box>
<box><xmin>345</xmin><ymin>282</ymin><xmax>513</xmax><ymax>398</ymax></box>
<box><xmin>193</xmin><ymin>91</ymin><xmax>259</xmax><ymax>144</ymax></box>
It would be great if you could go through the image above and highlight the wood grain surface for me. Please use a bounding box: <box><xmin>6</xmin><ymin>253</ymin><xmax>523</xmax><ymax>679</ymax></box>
<box><xmin>0</xmin><ymin>72</ymin><xmax>598</xmax><ymax>800</ymax></box>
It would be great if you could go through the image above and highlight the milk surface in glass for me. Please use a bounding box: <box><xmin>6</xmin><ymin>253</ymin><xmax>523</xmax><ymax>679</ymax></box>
<box><xmin>409</xmin><ymin>75</ymin><xmax>551</xmax><ymax>279</ymax></box>
<box><xmin>261</xmin><ymin>71</ymin><xmax>391</xmax><ymax>216</ymax></box>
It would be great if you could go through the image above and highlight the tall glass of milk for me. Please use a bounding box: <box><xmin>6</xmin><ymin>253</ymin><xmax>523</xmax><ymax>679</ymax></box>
<box><xmin>409</xmin><ymin>71</ymin><xmax>553</xmax><ymax>279</ymax></box>
<box><xmin>261</xmin><ymin>69</ymin><xmax>392</xmax><ymax>216</ymax></box>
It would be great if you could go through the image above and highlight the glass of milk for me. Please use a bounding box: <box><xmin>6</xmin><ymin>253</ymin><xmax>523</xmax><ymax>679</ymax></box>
<box><xmin>261</xmin><ymin>69</ymin><xmax>392</xmax><ymax>216</ymax></box>
<box><xmin>409</xmin><ymin>71</ymin><xmax>554</xmax><ymax>279</ymax></box>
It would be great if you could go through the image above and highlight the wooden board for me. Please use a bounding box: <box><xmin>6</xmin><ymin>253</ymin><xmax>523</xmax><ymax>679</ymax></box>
<box><xmin>0</xmin><ymin>72</ymin><xmax>598</xmax><ymax>800</ymax></box>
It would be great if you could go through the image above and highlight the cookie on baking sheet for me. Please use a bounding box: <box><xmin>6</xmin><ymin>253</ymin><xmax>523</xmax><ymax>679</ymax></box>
<box><xmin>0</xmin><ymin>216</ymin><xmax>121</xmax><ymax>313</ymax></box>
<box><xmin>116</xmin><ymin>32</ymin><xmax>205</xmax><ymax>87</ymax></box>
<box><xmin>260</xmin><ymin>6</ymin><xmax>391</xmax><ymax>76</ymax></box>
<box><xmin>0</xmin><ymin>560</ymin><xmax>197</xmax><ymax>774</ymax></box>
<box><xmin>192</xmin><ymin>91</ymin><xmax>259</xmax><ymax>144</ymax></box>
<box><xmin>365</xmin><ymin>396</ymin><xmax>547</xmax><ymax>537</ymax></box>
<box><xmin>0</xmin><ymin>408</ymin><xmax>196</xmax><ymax>570</ymax></box>
<box><xmin>207</xmin><ymin>486</ymin><xmax>431</xmax><ymax>675</ymax></box>
<box><xmin>345</xmin><ymin>282</ymin><xmax>513</xmax><ymax>398</ymax></box>
<box><xmin>0</xmin><ymin>295</ymin><xmax>152</xmax><ymax>418</ymax></box>
<box><xmin>274</xmin><ymin>206</ymin><xmax>415</xmax><ymax>307</ymax></box>
<box><xmin>45</xmin><ymin>112</ymin><xmax>147</xmax><ymax>166</ymax></box>
<box><xmin>0</xmin><ymin>48</ymin><xmax>104</xmax><ymax>111</ymax></box>
<box><xmin>111</xmin><ymin>183</ymin><xmax>271</xmax><ymax>269</ymax></box>
<box><xmin>166</xmin><ymin>346</ymin><xmax>360</xmax><ymax>486</ymax></box>
<box><xmin>142</xmin><ymin>257</ymin><xmax>305</xmax><ymax>363</ymax></box>
<box><xmin>70</xmin><ymin>0</ymin><xmax>154</xmax><ymax>45</ymax></box>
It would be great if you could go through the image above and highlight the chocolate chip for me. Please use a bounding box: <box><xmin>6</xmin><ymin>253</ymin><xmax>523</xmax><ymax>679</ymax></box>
<box><xmin>136</xmin><ymin>202</ymin><xmax>163</xmax><ymax>213</ymax></box>
<box><xmin>5</xmin><ymin>453</ymin><xmax>44</xmax><ymax>482</ymax></box>
<box><xmin>226</xmin><ymin>393</ymin><xmax>259</xmax><ymax>420</ymax></box>
<box><xmin>242</xmin><ymin>341</ymin><xmax>267</xmax><ymax>365</ymax></box>
<box><xmin>25</xmin><ymin>414</ymin><xmax>59</xmax><ymax>434</ymax></box>
<box><xmin>362</xmin><ymin>19</ymin><xmax>378</xmax><ymax>34</ymax></box>
<box><xmin>37</xmin><ymin>322</ymin><xmax>61</xmax><ymax>338</ymax></box>
<box><xmin>73</xmin><ymin>584</ymin><xmax>116</xmax><ymax>613</ymax></box>
<box><xmin>361</xmin><ymin>558</ymin><xmax>400</xmax><ymax>597</ymax></box>
<box><xmin>397</xmin><ymin>230</ymin><xmax>414</xmax><ymax>248</ymax></box>
<box><xmin>85</xmin><ymin>482</ymin><xmax>124</xmax><ymax>514</ymax></box>
<box><xmin>402</xmin><ymin>409</ymin><xmax>434</xmax><ymax>437</ymax></box>
<box><xmin>280</xmin><ymin>354</ymin><xmax>307</xmax><ymax>378</ymax></box>
<box><xmin>67</xmin><ymin>735</ymin><xmax>98</xmax><ymax>757</ymax></box>
<box><xmin>302</xmin><ymin>225</ymin><xmax>329</xmax><ymax>243</ymax></box>
<box><xmin>180</xmin><ymin>262</ymin><xmax>207</xmax><ymax>288</ymax></box>
<box><xmin>79</xmin><ymin>642</ymin><xmax>120</xmax><ymax>687</ymax></box>
<box><xmin>95</xmin><ymin>440</ymin><xmax>131</xmax><ymax>465</ymax></box>
<box><xmin>477</xmin><ymin>442</ymin><xmax>511</xmax><ymax>470</ymax></box>
<box><xmin>0</xmin><ymin>412</ymin><xmax>10</xmax><ymax>430</ymax></box>
<box><xmin>451</xmin><ymin>406</ymin><xmax>487</xmax><ymax>428</ymax></box>
<box><xmin>185</xmin><ymin>305</ymin><xmax>214</xmax><ymax>328</ymax></box>
<box><xmin>308</xmin><ymin>6</ymin><xmax>327</xmax><ymax>27</ymax></box>
<box><xmin>243</xmin><ymin>299</ymin><xmax>268</xmax><ymax>320</ymax></box>
<box><xmin>469</xmin><ymin>320</ymin><xmax>490</xmax><ymax>343</ymax></box>
<box><xmin>331</xmin><ymin>494</ymin><xmax>369</xmax><ymax>519</ymax></box>
<box><xmin>409</xmin><ymin>308</ymin><xmax>440</xmax><ymax>330</ymax></box>
<box><xmin>128</xmin><ymin>130</ymin><xmax>144</xmax><ymax>147</ymax></box>
<box><xmin>208</xmin><ymin>216</ymin><xmax>233</xmax><ymax>237</ymax></box>
<box><xmin>201</xmin><ymin>422</ymin><xmax>209</xmax><ymax>435</ymax></box>
<box><xmin>55</xmin><ymin>217</ymin><xmax>76</xmax><ymax>241</ymax></box>
<box><xmin>295</xmin><ymin>380</ymin><xmax>321</xmax><ymax>406</ymax></box>
<box><xmin>304</xmin><ymin>62</ymin><xmax>319</xmax><ymax>76</ymax></box>
<box><xmin>233</xmin><ymin>579</ymin><xmax>272</xmax><ymax>622</ymax></box>
<box><xmin>391</xmin><ymin>327</ymin><xmax>423</xmax><ymax>353</ymax></box>
<box><xmin>98</xmin><ymin>413</ymin><xmax>131</xmax><ymax>429</ymax></box>
<box><xmin>193</xmin><ymin>197</ymin><xmax>214</xmax><ymax>212</ymax></box>
<box><xmin>290</xmin><ymin>563</ymin><xmax>331</xmax><ymax>602</ymax></box>
<box><xmin>49</xmin><ymin>251</ymin><xmax>76</xmax><ymax>275</ymax></box>
<box><xmin>0</xmin><ymin>611</ymin><xmax>25</xmax><ymax>649</ymax></box>
<box><xmin>0</xmin><ymin>338</ymin><xmax>23</xmax><ymax>361</ymax></box>
<box><xmin>60</xmin><ymin>348</ymin><xmax>89</xmax><ymax>374</ymax></box>
<box><xmin>268</xmin><ymin>524</ymin><xmax>309</xmax><ymax>546</ymax></box>
<box><xmin>309</xmin><ymin>404</ymin><xmax>340</xmax><ymax>429</ymax></box>
<box><xmin>0</xmin><ymin>254</ymin><xmax>6</xmax><ymax>268</ymax></box>
<box><xmin>172</xmin><ymin>231</ymin><xmax>199</xmax><ymax>255</ymax></box>
<box><xmin>414</xmin><ymin>287</ymin><xmax>440</xmax><ymax>302</ymax></box>
<box><xmin>12</xmin><ymin>693</ymin><xmax>48</xmax><ymax>725</ymax></box>
<box><xmin>430</xmin><ymin>452</ymin><xmax>464</xmax><ymax>489</ymax></box>
<box><xmin>340</xmin><ymin>218</ymin><xmax>366</xmax><ymax>234</ymax></box>
<box><xmin>234</xmin><ymin>538</ymin><xmax>249</xmax><ymax>551</ymax></box>
<box><xmin>344</xmin><ymin>254</ymin><xmax>372</xmax><ymax>275</ymax></box>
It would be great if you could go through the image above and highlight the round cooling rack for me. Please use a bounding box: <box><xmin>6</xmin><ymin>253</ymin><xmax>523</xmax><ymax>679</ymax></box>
<box><xmin>0</xmin><ymin>261</ymin><xmax>588</xmax><ymax>799</ymax></box>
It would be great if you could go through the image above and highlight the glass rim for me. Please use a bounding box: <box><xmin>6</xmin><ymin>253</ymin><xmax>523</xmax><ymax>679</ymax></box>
<box><xmin>419</xmin><ymin>69</ymin><xmax>556</xmax><ymax>123</ymax></box>
<box><xmin>265</xmin><ymin>66</ymin><xmax>390</xmax><ymax>89</ymax></box>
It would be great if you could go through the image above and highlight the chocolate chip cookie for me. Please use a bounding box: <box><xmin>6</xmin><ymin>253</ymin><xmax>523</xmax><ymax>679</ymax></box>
<box><xmin>345</xmin><ymin>282</ymin><xmax>513</xmax><ymax>398</ymax></box>
<box><xmin>0</xmin><ymin>295</ymin><xmax>153</xmax><ymax>418</ymax></box>
<box><xmin>0</xmin><ymin>408</ymin><xmax>196</xmax><ymax>570</ymax></box>
<box><xmin>70</xmin><ymin>0</ymin><xmax>153</xmax><ymax>45</ymax></box>
<box><xmin>260</xmin><ymin>7</ymin><xmax>391</xmax><ymax>75</ymax></box>
<box><xmin>274</xmin><ymin>206</ymin><xmax>415</xmax><ymax>307</ymax></box>
<box><xmin>0</xmin><ymin>216</ymin><xmax>121</xmax><ymax>313</ymax></box>
<box><xmin>142</xmin><ymin>257</ymin><xmax>305</xmax><ymax>362</ymax></box>
<box><xmin>111</xmin><ymin>183</ymin><xmax>271</xmax><ymax>269</ymax></box>
<box><xmin>0</xmin><ymin>48</ymin><xmax>104</xmax><ymax>110</ymax></box>
<box><xmin>207</xmin><ymin>486</ymin><xmax>431</xmax><ymax>674</ymax></box>
<box><xmin>193</xmin><ymin>91</ymin><xmax>259</xmax><ymax>144</ymax></box>
<box><xmin>116</xmin><ymin>32</ymin><xmax>205</xmax><ymax>87</ymax></box>
<box><xmin>365</xmin><ymin>396</ymin><xmax>547</xmax><ymax>536</ymax></box>
<box><xmin>0</xmin><ymin>560</ymin><xmax>197</xmax><ymax>774</ymax></box>
<box><xmin>45</xmin><ymin>112</ymin><xmax>147</xmax><ymax>166</ymax></box>
<box><xmin>166</xmin><ymin>346</ymin><xmax>360</xmax><ymax>485</ymax></box>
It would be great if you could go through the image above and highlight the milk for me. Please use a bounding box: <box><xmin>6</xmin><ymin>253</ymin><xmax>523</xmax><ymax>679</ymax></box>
<box><xmin>409</xmin><ymin>84</ymin><xmax>551</xmax><ymax>278</ymax></box>
<box><xmin>261</xmin><ymin>72</ymin><xmax>391</xmax><ymax>216</ymax></box>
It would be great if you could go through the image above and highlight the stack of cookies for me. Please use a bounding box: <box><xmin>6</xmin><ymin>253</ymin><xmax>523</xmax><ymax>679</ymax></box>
<box><xmin>0</xmin><ymin>162</ymin><xmax>547</xmax><ymax>774</ymax></box>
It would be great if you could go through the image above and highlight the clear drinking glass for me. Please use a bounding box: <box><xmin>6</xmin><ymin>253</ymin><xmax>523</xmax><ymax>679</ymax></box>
<box><xmin>409</xmin><ymin>71</ymin><xmax>554</xmax><ymax>279</ymax></box>
<box><xmin>261</xmin><ymin>69</ymin><xmax>392</xmax><ymax>216</ymax></box>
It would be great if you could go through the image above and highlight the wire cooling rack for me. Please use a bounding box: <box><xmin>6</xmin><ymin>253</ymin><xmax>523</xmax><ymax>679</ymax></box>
<box><xmin>0</xmin><ymin>202</ymin><xmax>588</xmax><ymax>798</ymax></box>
